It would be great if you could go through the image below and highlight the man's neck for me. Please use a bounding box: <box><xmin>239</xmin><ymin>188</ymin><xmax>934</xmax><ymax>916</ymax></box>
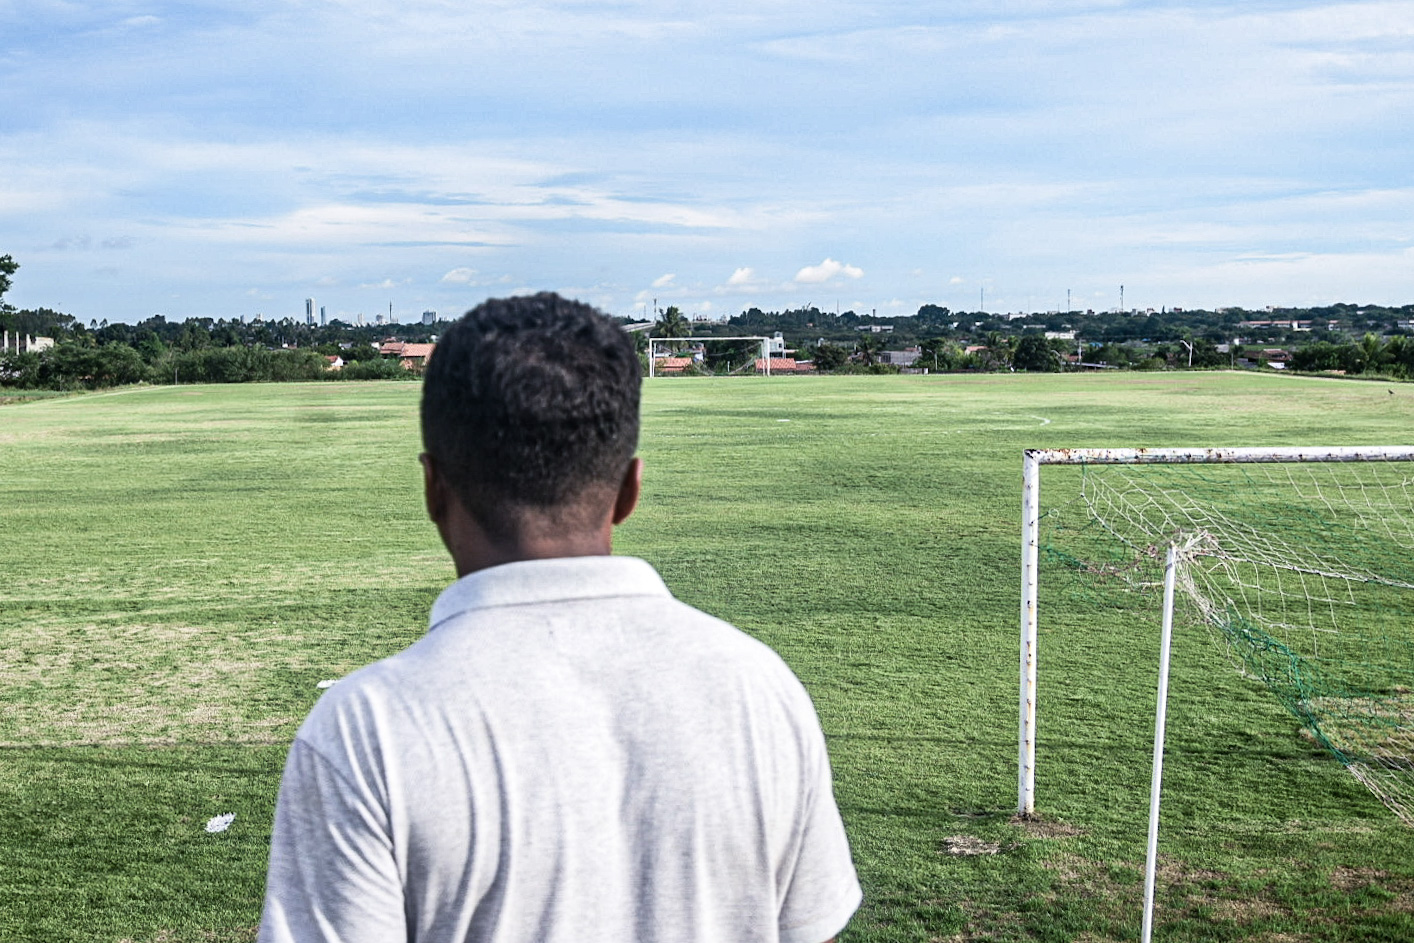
<box><xmin>448</xmin><ymin>526</ymin><xmax>613</xmax><ymax>578</ymax></box>
<box><xmin>422</xmin><ymin>456</ymin><xmax>641</xmax><ymax>580</ymax></box>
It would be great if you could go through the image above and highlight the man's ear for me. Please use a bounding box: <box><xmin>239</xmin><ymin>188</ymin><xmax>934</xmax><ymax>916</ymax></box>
<box><xmin>420</xmin><ymin>452</ymin><xmax>448</xmax><ymax>527</ymax></box>
<box><xmin>611</xmin><ymin>457</ymin><xmax>643</xmax><ymax>526</ymax></box>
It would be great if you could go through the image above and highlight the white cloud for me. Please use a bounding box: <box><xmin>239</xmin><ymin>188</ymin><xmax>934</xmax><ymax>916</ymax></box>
<box><xmin>359</xmin><ymin>278</ymin><xmax>402</xmax><ymax>290</ymax></box>
<box><xmin>652</xmin><ymin>273</ymin><xmax>675</xmax><ymax>288</ymax></box>
<box><xmin>441</xmin><ymin>267</ymin><xmax>478</xmax><ymax>283</ymax></box>
<box><xmin>727</xmin><ymin>266</ymin><xmax>755</xmax><ymax>286</ymax></box>
<box><xmin>949</xmin><ymin>276</ymin><xmax>965</xmax><ymax>284</ymax></box>
<box><xmin>794</xmin><ymin>258</ymin><xmax>864</xmax><ymax>284</ymax></box>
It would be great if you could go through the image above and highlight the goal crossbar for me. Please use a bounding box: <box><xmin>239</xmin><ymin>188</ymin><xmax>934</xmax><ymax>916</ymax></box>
<box><xmin>1019</xmin><ymin>444</ymin><xmax>1414</xmax><ymax>816</ymax></box>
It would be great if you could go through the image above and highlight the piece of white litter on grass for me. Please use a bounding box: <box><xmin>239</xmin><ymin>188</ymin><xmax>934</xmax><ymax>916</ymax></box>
<box><xmin>205</xmin><ymin>813</ymin><xmax>235</xmax><ymax>833</ymax></box>
<box><xmin>317</xmin><ymin>679</ymin><xmax>339</xmax><ymax>689</ymax></box>
<box><xmin>777</xmin><ymin>419</ymin><xmax>791</xmax><ymax>422</ymax></box>
<box><xmin>942</xmin><ymin>835</ymin><xmax>1000</xmax><ymax>856</ymax></box>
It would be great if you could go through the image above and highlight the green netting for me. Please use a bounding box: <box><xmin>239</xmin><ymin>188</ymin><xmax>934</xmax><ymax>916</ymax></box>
<box><xmin>1042</xmin><ymin>458</ymin><xmax>1414</xmax><ymax>825</ymax></box>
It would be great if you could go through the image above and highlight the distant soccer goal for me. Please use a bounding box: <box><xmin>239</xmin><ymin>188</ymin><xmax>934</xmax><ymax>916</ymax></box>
<box><xmin>647</xmin><ymin>336</ymin><xmax>771</xmax><ymax>377</ymax></box>
<box><xmin>1020</xmin><ymin>446</ymin><xmax>1414</xmax><ymax>824</ymax></box>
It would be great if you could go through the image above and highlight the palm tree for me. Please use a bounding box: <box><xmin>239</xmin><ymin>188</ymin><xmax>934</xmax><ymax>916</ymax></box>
<box><xmin>654</xmin><ymin>306</ymin><xmax>690</xmax><ymax>339</ymax></box>
<box><xmin>983</xmin><ymin>331</ymin><xmax>1015</xmax><ymax>371</ymax></box>
<box><xmin>1359</xmin><ymin>332</ymin><xmax>1386</xmax><ymax>374</ymax></box>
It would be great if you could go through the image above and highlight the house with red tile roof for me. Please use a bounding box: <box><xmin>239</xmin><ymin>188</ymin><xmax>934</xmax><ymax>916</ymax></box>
<box><xmin>655</xmin><ymin>357</ymin><xmax>695</xmax><ymax>374</ymax></box>
<box><xmin>754</xmin><ymin>358</ymin><xmax>816</xmax><ymax>374</ymax></box>
<box><xmin>397</xmin><ymin>343</ymin><xmax>435</xmax><ymax>372</ymax></box>
<box><xmin>377</xmin><ymin>340</ymin><xmax>436</xmax><ymax>373</ymax></box>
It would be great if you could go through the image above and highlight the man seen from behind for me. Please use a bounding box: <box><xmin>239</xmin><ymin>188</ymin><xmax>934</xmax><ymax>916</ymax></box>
<box><xmin>258</xmin><ymin>293</ymin><xmax>861</xmax><ymax>942</ymax></box>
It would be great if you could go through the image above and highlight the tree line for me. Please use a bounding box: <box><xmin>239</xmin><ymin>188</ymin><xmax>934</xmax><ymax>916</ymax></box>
<box><xmin>650</xmin><ymin>300</ymin><xmax>1414</xmax><ymax>377</ymax></box>
<box><xmin>0</xmin><ymin>256</ymin><xmax>437</xmax><ymax>390</ymax></box>
<box><xmin>6</xmin><ymin>251</ymin><xmax>1414</xmax><ymax>388</ymax></box>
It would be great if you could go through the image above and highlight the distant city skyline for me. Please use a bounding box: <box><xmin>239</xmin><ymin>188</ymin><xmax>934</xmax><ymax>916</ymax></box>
<box><xmin>3</xmin><ymin>1</ymin><xmax>1412</xmax><ymax>325</ymax></box>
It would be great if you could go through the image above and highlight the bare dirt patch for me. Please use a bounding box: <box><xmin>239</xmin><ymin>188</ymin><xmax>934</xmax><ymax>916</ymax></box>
<box><xmin>1011</xmin><ymin>812</ymin><xmax>1085</xmax><ymax>838</ymax></box>
<box><xmin>1331</xmin><ymin>865</ymin><xmax>1391</xmax><ymax>891</ymax></box>
<box><xmin>1329</xmin><ymin>866</ymin><xmax>1414</xmax><ymax>913</ymax></box>
<box><xmin>1209</xmin><ymin>896</ymin><xmax>1285</xmax><ymax>921</ymax></box>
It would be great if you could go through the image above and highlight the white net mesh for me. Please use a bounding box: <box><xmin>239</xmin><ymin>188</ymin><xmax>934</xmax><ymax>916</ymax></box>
<box><xmin>1045</xmin><ymin>457</ymin><xmax>1414</xmax><ymax>825</ymax></box>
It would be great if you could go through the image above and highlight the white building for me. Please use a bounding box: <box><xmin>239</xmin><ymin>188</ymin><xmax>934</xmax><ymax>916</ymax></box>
<box><xmin>1</xmin><ymin>332</ymin><xmax>54</xmax><ymax>353</ymax></box>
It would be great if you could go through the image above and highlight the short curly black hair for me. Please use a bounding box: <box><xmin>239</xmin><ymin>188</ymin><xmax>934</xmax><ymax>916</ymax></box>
<box><xmin>420</xmin><ymin>293</ymin><xmax>641</xmax><ymax>538</ymax></box>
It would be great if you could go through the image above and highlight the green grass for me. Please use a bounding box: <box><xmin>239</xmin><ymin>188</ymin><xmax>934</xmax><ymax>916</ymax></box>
<box><xmin>3</xmin><ymin>373</ymin><xmax>1414</xmax><ymax>941</ymax></box>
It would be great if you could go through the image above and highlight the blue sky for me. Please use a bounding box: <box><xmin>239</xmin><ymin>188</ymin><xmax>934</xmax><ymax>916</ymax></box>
<box><xmin>2</xmin><ymin>0</ymin><xmax>1412</xmax><ymax>324</ymax></box>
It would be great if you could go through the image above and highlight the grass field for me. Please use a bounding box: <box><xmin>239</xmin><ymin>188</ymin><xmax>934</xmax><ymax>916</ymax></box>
<box><xmin>3</xmin><ymin>372</ymin><xmax>1413</xmax><ymax>941</ymax></box>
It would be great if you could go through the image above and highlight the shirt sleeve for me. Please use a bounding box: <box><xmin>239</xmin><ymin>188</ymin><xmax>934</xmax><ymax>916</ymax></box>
<box><xmin>258</xmin><ymin>737</ymin><xmax>407</xmax><ymax>943</ymax></box>
<box><xmin>776</xmin><ymin>729</ymin><xmax>863</xmax><ymax>943</ymax></box>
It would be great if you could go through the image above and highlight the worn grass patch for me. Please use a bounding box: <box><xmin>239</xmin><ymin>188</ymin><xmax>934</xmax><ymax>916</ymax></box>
<box><xmin>0</xmin><ymin>618</ymin><xmax>308</xmax><ymax>745</ymax></box>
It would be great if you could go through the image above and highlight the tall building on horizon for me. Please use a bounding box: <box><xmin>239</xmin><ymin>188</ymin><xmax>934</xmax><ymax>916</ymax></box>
<box><xmin>422</xmin><ymin>309</ymin><xmax>436</xmax><ymax>325</ymax></box>
<box><xmin>320</xmin><ymin>305</ymin><xmax>327</xmax><ymax>327</ymax></box>
<box><xmin>305</xmin><ymin>297</ymin><xmax>315</xmax><ymax>326</ymax></box>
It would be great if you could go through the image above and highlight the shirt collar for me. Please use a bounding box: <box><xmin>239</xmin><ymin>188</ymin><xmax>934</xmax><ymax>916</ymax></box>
<box><xmin>428</xmin><ymin>555</ymin><xmax>671</xmax><ymax>632</ymax></box>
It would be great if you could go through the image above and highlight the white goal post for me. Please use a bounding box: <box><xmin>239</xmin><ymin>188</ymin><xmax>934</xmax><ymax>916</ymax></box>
<box><xmin>1019</xmin><ymin>445</ymin><xmax>1414</xmax><ymax>817</ymax></box>
<box><xmin>647</xmin><ymin>336</ymin><xmax>772</xmax><ymax>377</ymax></box>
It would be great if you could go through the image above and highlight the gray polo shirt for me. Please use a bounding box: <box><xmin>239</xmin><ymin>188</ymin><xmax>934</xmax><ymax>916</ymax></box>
<box><xmin>259</xmin><ymin>555</ymin><xmax>861</xmax><ymax>943</ymax></box>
